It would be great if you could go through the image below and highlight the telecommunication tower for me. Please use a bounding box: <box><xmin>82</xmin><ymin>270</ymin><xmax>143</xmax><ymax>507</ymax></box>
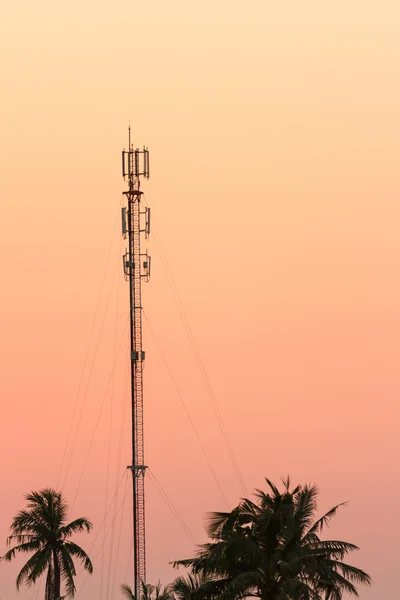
<box><xmin>121</xmin><ymin>128</ymin><xmax>151</xmax><ymax>598</ymax></box>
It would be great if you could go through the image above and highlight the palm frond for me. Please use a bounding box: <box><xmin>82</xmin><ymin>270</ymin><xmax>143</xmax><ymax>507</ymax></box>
<box><xmin>121</xmin><ymin>583</ymin><xmax>136</xmax><ymax>600</ymax></box>
<box><xmin>281</xmin><ymin>476</ymin><xmax>302</xmax><ymax>496</ymax></box>
<box><xmin>16</xmin><ymin>547</ymin><xmax>52</xmax><ymax>589</ymax></box>
<box><xmin>2</xmin><ymin>539</ymin><xmax>42</xmax><ymax>561</ymax></box>
<box><xmin>63</xmin><ymin>542</ymin><xmax>93</xmax><ymax>574</ymax></box>
<box><xmin>7</xmin><ymin>533</ymin><xmax>39</xmax><ymax>545</ymax></box>
<box><xmin>264</xmin><ymin>478</ymin><xmax>281</xmax><ymax>497</ymax></box>
<box><xmin>24</xmin><ymin>489</ymin><xmax>60</xmax><ymax>526</ymax></box>
<box><xmin>9</xmin><ymin>509</ymin><xmax>51</xmax><ymax>539</ymax></box>
<box><xmin>223</xmin><ymin>533</ymin><xmax>264</xmax><ymax>569</ymax></box>
<box><xmin>293</xmin><ymin>485</ymin><xmax>319</xmax><ymax>534</ymax></box>
<box><xmin>216</xmin><ymin>570</ymin><xmax>261</xmax><ymax>600</ymax></box>
<box><xmin>172</xmin><ymin>574</ymin><xmax>230</xmax><ymax>600</ymax></box>
<box><xmin>281</xmin><ymin>576</ymin><xmax>323</xmax><ymax>600</ymax></box>
<box><xmin>326</xmin><ymin>560</ymin><xmax>372</xmax><ymax>586</ymax></box>
<box><xmin>155</xmin><ymin>581</ymin><xmax>173</xmax><ymax>600</ymax></box>
<box><xmin>60</xmin><ymin>518</ymin><xmax>93</xmax><ymax>537</ymax></box>
<box><xmin>307</xmin><ymin>504</ymin><xmax>347</xmax><ymax>536</ymax></box>
<box><xmin>172</xmin><ymin>574</ymin><xmax>198</xmax><ymax>600</ymax></box>
<box><xmin>205</xmin><ymin>512</ymin><xmax>232</xmax><ymax>538</ymax></box>
<box><xmin>172</xmin><ymin>572</ymin><xmax>209</xmax><ymax>598</ymax></box>
<box><xmin>317</xmin><ymin>570</ymin><xmax>359</xmax><ymax>597</ymax></box>
<box><xmin>316</xmin><ymin>540</ymin><xmax>359</xmax><ymax>553</ymax></box>
<box><xmin>173</xmin><ymin>546</ymin><xmax>228</xmax><ymax>577</ymax></box>
<box><xmin>59</xmin><ymin>546</ymin><xmax>77</xmax><ymax>598</ymax></box>
<box><xmin>145</xmin><ymin>582</ymin><xmax>156</xmax><ymax>598</ymax></box>
<box><xmin>235</xmin><ymin>498</ymin><xmax>260</xmax><ymax>528</ymax></box>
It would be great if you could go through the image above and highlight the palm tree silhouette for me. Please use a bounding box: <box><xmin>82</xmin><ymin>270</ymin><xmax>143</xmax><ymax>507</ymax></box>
<box><xmin>174</xmin><ymin>478</ymin><xmax>371</xmax><ymax>600</ymax></box>
<box><xmin>3</xmin><ymin>488</ymin><xmax>93</xmax><ymax>600</ymax></box>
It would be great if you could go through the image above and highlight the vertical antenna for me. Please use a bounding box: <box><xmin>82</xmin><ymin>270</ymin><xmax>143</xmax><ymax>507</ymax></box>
<box><xmin>121</xmin><ymin>130</ymin><xmax>151</xmax><ymax>598</ymax></box>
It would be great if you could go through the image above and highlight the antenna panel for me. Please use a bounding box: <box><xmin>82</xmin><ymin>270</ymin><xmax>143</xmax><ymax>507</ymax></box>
<box><xmin>122</xmin><ymin>207</ymin><xmax>127</xmax><ymax>236</ymax></box>
<box><xmin>122</xmin><ymin>148</ymin><xmax>150</xmax><ymax>179</ymax></box>
<box><xmin>146</xmin><ymin>207</ymin><xmax>150</xmax><ymax>238</ymax></box>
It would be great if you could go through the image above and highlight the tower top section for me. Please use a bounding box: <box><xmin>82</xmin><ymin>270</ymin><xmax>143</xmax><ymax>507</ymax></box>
<box><xmin>122</xmin><ymin>129</ymin><xmax>150</xmax><ymax>183</ymax></box>
<box><xmin>122</xmin><ymin>146</ymin><xmax>150</xmax><ymax>181</ymax></box>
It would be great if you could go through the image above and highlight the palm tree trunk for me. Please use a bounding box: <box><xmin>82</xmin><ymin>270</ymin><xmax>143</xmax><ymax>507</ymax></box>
<box><xmin>53</xmin><ymin>550</ymin><xmax>61</xmax><ymax>600</ymax></box>
<box><xmin>45</xmin><ymin>562</ymin><xmax>54</xmax><ymax>600</ymax></box>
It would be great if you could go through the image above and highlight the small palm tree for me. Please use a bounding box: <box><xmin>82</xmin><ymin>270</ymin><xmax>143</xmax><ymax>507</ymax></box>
<box><xmin>2</xmin><ymin>488</ymin><xmax>93</xmax><ymax>600</ymax></box>
<box><xmin>173</xmin><ymin>477</ymin><xmax>372</xmax><ymax>600</ymax></box>
<box><xmin>121</xmin><ymin>581</ymin><xmax>173</xmax><ymax>600</ymax></box>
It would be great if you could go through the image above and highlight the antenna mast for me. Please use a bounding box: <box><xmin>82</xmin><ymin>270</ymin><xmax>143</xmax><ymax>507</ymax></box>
<box><xmin>122</xmin><ymin>128</ymin><xmax>151</xmax><ymax>598</ymax></box>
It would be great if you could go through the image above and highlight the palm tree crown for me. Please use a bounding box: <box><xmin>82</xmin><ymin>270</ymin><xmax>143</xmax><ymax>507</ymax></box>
<box><xmin>173</xmin><ymin>478</ymin><xmax>371</xmax><ymax>600</ymax></box>
<box><xmin>3</xmin><ymin>488</ymin><xmax>93</xmax><ymax>600</ymax></box>
<box><xmin>121</xmin><ymin>580</ymin><xmax>174</xmax><ymax>600</ymax></box>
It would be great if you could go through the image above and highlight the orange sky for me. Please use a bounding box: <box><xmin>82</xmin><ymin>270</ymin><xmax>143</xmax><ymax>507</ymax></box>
<box><xmin>1</xmin><ymin>1</ymin><xmax>400</xmax><ymax>599</ymax></box>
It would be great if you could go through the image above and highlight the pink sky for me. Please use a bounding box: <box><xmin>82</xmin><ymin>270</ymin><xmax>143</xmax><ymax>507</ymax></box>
<box><xmin>1</xmin><ymin>1</ymin><xmax>400</xmax><ymax>599</ymax></box>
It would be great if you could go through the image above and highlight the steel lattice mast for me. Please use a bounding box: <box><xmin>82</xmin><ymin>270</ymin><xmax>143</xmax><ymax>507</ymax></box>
<box><xmin>121</xmin><ymin>128</ymin><xmax>151</xmax><ymax>598</ymax></box>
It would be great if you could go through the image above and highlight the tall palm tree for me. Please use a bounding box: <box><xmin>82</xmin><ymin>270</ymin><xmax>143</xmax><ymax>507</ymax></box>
<box><xmin>121</xmin><ymin>581</ymin><xmax>173</xmax><ymax>600</ymax></box>
<box><xmin>2</xmin><ymin>488</ymin><xmax>93</xmax><ymax>600</ymax></box>
<box><xmin>173</xmin><ymin>478</ymin><xmax>371</xmax><ymax>600</ymax></box>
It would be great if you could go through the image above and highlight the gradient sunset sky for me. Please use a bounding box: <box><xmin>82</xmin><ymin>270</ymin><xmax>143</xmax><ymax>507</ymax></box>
<box><xmin>1</xmin><ymin>1</ymin><xmax>399</xmax><ymax>599</ymax></box>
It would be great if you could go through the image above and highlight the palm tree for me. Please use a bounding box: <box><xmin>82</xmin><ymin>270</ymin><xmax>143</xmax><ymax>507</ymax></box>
<box><xmin>173</xmin><ymin>478</ymin><xmax>371</xmax><ymax>600</ymax></box>
<box><xmin>2</xmin><ymin>488</ymin><xmax>93</xmax><ymax>600</ymax></box>
<box><xmin>121</xmin><ymin>581</ymin><xmax>173</xmax><ymax>600</ymax></box>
